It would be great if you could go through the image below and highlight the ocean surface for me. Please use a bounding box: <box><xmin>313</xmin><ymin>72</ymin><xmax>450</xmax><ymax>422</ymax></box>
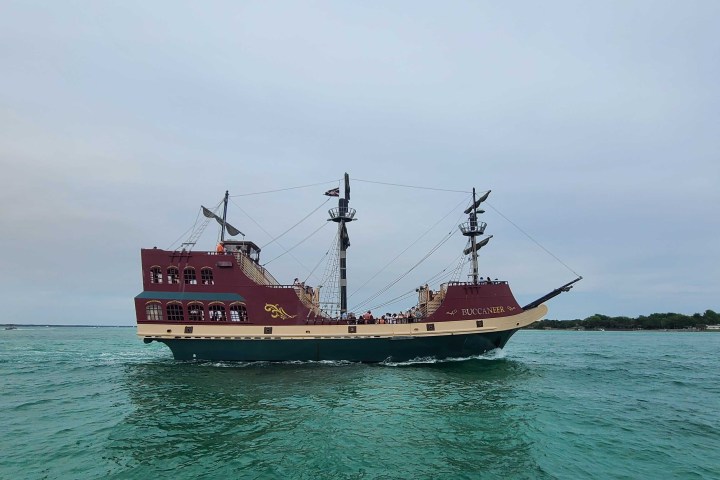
<box><xmin>1</xmin><ymin>328</ymin><xmax>718</xmax><ymax>480</ymax></box>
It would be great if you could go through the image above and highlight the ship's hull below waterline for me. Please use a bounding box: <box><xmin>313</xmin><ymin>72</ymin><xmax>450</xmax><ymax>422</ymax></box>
<box><xmin>157</xmin><ymin>329</ymin><xmax>519</xmax><ymax>362</ymax></box>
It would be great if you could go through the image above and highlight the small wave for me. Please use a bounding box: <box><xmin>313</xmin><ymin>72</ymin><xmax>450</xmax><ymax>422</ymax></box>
<box><xmin>196</xmin><ymin>359</ymin><xmax>357</xmax><ymax>368</ymax></box>
<box><xmin>380</xmin><ymin>348</ymin><xmax>506</xmax><ymax>367</ymax></box>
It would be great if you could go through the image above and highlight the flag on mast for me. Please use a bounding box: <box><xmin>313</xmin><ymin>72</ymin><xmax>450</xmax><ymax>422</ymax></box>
<box><xmin>324</xmin><ymin>187</ymin><xmax>340</xmax><ymax>197</ymax></box>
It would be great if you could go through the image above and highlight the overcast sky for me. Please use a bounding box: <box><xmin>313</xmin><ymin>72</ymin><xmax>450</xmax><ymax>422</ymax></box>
<box><xmin>1</xmin><ymin>1</ymin><xmax>718</xmax><ymax>325</ymax></box>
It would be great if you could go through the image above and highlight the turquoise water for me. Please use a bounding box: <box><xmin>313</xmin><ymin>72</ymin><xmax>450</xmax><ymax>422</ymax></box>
<box><xmin>1</xmin><ymin>328</ymin><xmax>718</xmax><ymax>480</ymax></box>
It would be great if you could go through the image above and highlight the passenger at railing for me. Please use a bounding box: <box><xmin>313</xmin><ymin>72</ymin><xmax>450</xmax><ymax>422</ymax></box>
<box><xmin>293</xmin><ymin>278</ymin><xmax>301</xmax><ymax>287</ymax></box>
<box><xmin>216</xmin><ymin>242</ymin><xmax>225</xmax><ymax>253</ymax></box>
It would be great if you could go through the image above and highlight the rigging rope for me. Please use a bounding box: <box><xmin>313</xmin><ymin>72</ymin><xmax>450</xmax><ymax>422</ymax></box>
<box><xmin>319</xmin><ymin>229</ymin><xmax>341</xmax><ymax>317</ymax></box>
<box><xmin>354</xmin><ymin>178</ymin><xmax>471</xmax><ymax>194</ymax></box>
<box><xmin>485</xmin><ymin>202</ymin><xmax>582</xmax><ymax>278</ymax></box>
<box><xmin>351</xmin><ymin>228</ymin><xmax>458</xmax><ymax>312</ymax></box>
<box><xmin>367</xmin><ymin>289</ymin><xmax>418</xmax><ymax>312</ymax></box>
<box><xmin>229</xmin><ymin>180</ymin><xmax>339</xmax><ymax>197</ymax></box>
<box><xmin>261</xmin><ymin>198</ymin><xmax>331</xmax><ymax>249</ymax></box>
<box><xmin>263</xmin><ymin>221</ymin><xmax>330</xmax><ymax>266</ymax></box>
<box><xmin>304</xmin><ymin>239</ymin><xmax>334</xmax><ymax>285</ymax></box>
<box><xmin>349</xmin><ymin>196</ymin><xmax>470</xmax><ymax>299</ymax></box>
<box><xmin>229</xmin><ymin>198</ymin><xmax>315</xmax><ymax>281</ymax></box>
<box><xmin>167</xmin><ymin>199</ymin><xmax>223</xmax><ymax>250</ymax></box>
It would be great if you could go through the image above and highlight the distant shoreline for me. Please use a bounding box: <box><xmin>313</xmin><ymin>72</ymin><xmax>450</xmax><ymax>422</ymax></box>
<box><xmin>527</xmin><ymin>310</ymin><xmax>719</xmax><ymax>331</ymax></box>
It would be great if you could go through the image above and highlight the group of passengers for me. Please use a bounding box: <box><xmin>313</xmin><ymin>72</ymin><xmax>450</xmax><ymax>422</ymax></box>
<box><xmin>345</xmin><ymin>308</ymin><xmax>424</xmax><ymax>325</ymax></box>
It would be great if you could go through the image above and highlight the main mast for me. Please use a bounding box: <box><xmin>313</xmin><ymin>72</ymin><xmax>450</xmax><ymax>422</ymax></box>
<box><xmin>328</xmin><ymin>173</ymin><xmax>356</xmax><ymax>315</ymax></box>
<box><xmin>220</xmin><ymin>190</ymin><xmax>229</xmax><ymax>242</ymax></box>
<box><xmin>459</xmin><ymin>188</ymin><xmax>492</xmax><ymax>284</ymax></box>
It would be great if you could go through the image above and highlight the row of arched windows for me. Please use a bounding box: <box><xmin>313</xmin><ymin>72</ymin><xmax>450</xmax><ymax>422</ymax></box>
<box><xmin>150</xmin><ymin>266</ymin><xmax>214</xmax><ymax>285</ymax></box>
<box><xmin>145</xmin><ymin>301</ymin><xmax>248</xmax><ymax>322</ymax></box>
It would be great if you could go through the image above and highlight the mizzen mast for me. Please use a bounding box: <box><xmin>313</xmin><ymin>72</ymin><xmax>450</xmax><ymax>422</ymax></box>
<box><xmin>459</xmin><ymin>188</ymin><xmax>492</xmax><ymax>284</ymax></box>
<box><xmin>328</xmin><ymin>173</ymin><xmax>356</xmax><ymax>315</ymax></box>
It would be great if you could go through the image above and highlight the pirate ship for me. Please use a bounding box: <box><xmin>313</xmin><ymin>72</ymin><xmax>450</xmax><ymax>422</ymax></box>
<box><xmin>135</xmin><ymin>174</ymin><xmax>580</xmax><ymax>362</ymax></box>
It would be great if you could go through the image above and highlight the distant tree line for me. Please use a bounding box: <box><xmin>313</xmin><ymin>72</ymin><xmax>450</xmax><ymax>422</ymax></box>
<box><xmin>527</xmin><ymin>310</ymin><xmax>720</xmax><ymax>330</ymax></box>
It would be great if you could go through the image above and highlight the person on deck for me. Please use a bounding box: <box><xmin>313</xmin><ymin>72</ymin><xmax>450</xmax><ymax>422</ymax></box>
<box><xmin>216</xmin><ymin>242</ymin><xmax>225</xmax><ymax>253</ymax></box>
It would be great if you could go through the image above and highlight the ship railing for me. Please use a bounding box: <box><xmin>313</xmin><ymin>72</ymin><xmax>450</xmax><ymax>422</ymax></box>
<box><xmin>292</xmin><ymin>285</ymin><xmax>323</xmax><ymax>317</ymax></box>
<box><xmin>445</xmin><ymin>280</ymin><xmax>508</xmax><ymax>286</ymax></box>
<box><xmin>328</xmin><ymin>207</ymin><xmax>356</xmax><ymax>221</ymax></box>
<box><xmin>458</xmin><ymin>221</ymin><xmax>487</xmax><ymax>236</ymax></box>
<box><xmin>421</xmin><ymin>284</ymin><xmax>448</xmax><ymax>317</ymax></box>
<box><xmin>233</xmin><ymin>252</ymin><xmax>280</xmax><ymax>286</ymax></box>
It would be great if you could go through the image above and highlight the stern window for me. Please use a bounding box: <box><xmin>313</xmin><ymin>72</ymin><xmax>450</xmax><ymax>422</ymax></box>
<box><xmin>188</xmin><ymin>303</ymin><xmax>204</xmax><ymax>322</ymax></box>
<box><xmin>201</xmin><ymin>268</ymin><xmax>214</xmax><ymax>285</ymax></box>
<box><xmin>150</xmin><ymin>266</ymin><xmax>162</xmax><ymax>284</ymax></box>
<box><xmin>230</xmin><ymin>304</ymin><xmax>248</xmax><ymax>322</ymax></box>
<box><xmin>167</xmin><ymin>303</ymin><xmax>184</xmax><ymax>322</ymax></box>
<box><xmin>209</xmin><ymin>304</ymin><xmax>226</xmax><ymax>321</ymax></box>
<box><xmin>167</xmin><ymin>267</ymin><xmax>180</xmax><ymax>284</ymax></box>
<box><xmin>146</xmin><ymin>303</ymin><xmax>163</xmax><ymax>321</ymax></box>
<box><xmin>184</xmin><ymin>267</ymin><xmax>197</xmax><ymax>285</ymax></box>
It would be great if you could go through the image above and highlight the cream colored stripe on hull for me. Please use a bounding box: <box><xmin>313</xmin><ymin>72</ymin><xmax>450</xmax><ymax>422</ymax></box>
<box><xmin>138</xmin><ymin>304</ymin><xmax>547</xmax><ymax>340</ymax></box>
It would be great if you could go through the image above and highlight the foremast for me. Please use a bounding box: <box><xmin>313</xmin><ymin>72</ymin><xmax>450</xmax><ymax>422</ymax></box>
<box><xmin>328</xmin><ymin>173</ymin><xmax>356</xmax><ymax>315</ymax></box>
<box><xmin>459</xmin><ymin>189</ymin><xmax>492</xmax><ymax>284</ymax></box>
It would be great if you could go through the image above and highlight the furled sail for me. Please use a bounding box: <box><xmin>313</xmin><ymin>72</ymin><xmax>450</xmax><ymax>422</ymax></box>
<box><xmin>463</xmin><ymin>235</ymin><xmax>492</xmax><ymax>255</ymax></box>
<box><xmin>341</xmin><ymin>223</ymin><xmax>350</xmax><ymax>249</ymax></box>
<box><xmin>202</xmin><ymin>206</ymin><xmax>244</xmax><ymax>237</ymax></box>
<box><xmin>464</xmin><ymin>190</ymin><xmax>491</xmax><ymax>214</ymax></box>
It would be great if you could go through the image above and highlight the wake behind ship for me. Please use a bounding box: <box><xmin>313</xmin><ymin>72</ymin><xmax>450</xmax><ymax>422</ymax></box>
<box><xmin>135</xmin><ymin>174</ymin><xmax>580</xmax><ymax>362</ymax></box>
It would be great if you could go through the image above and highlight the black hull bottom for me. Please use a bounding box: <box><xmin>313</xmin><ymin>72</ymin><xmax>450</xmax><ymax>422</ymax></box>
<box><xmin>158</xmin><ymin>330</ymin><xmax>519</xmax><ymax>362</ymax></box>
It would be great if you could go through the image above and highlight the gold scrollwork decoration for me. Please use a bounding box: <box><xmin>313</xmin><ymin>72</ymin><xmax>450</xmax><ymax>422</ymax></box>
<box><xmin>264</xmin><ymin>303</ymin><xmax>297</xmax><ymax>320</ymax></box>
